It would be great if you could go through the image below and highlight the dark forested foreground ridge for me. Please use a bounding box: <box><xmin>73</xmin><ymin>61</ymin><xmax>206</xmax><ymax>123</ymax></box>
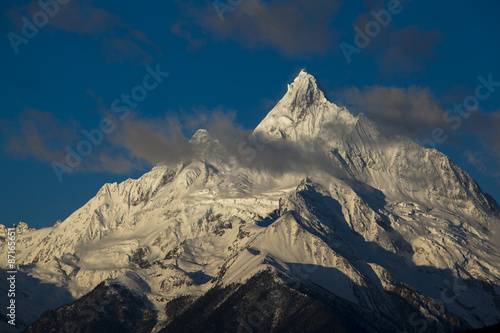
<box><xmin>24</xmin><ymin>269</ymin><xmax>487</xmax><ymax>333</ymax></box>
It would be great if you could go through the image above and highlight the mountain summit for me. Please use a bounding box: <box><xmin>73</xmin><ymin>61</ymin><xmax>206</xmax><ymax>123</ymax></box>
<box><xmin>253</xmin><ymin>69</ymin><xmax>357</xmax><ymax>142</ymax></box>
<box><xmin>3</xmin><ymin>70</ymin><xmax>500</xmax><ymax>333</ymax></box>
<box><xmin>284</xmin><ymin>68</ymin><xmax>329</xmax><ymax>109</ymax></box>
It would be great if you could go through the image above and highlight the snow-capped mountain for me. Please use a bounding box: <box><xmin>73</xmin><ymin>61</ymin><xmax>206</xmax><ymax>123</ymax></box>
<box><xmin>2</xmin><ymin>69</ymin><xmax>500</xmax><ymax>332</ymax></box>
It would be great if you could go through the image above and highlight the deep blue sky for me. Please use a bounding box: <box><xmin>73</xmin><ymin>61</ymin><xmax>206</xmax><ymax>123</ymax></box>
<box><xmin>1</xmin><ymin>0</ymin><xmax>499</xmax><ymax>228</ymax></box>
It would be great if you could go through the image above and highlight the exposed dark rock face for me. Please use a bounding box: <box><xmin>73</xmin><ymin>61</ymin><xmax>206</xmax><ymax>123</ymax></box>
<box><xmin>161</xmin><ymin>270</ymin><xmax>369</xmax><ymax>333</ymax></box>
<box><xmin>161</xmin><ymin>269</ymin><xmax>465</xmax><ymax>333</ymax></box>
<box><xmin>24</xmin><ymin>282</ymin><xmax>156</xmax><ymax>333</ymax></box>
<box><xmin>23</xmin><ymin>269</ymin><xmax>480</xmax><ymax>333</ymax></box>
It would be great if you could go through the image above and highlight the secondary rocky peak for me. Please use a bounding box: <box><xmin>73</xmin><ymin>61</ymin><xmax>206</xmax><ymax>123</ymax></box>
<box><xmin>189</xmin><ymin>129</ymin><xmax>224</xmax><ymax>160</ymax></box>
<box><xmin>189</xmin><ymin>129</ymin><xmax>212</xmax><ymax>144</ymax></box>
